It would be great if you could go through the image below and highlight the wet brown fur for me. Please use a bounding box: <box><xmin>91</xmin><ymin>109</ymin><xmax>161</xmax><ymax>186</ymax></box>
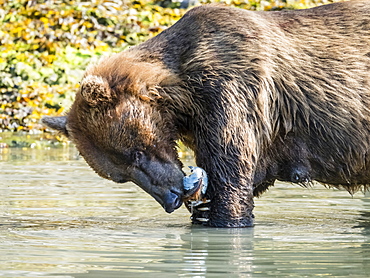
<box><xmin>43</xmin><ymin>1</ymin><xmax>370</xmax><ymax>227</ymax></box>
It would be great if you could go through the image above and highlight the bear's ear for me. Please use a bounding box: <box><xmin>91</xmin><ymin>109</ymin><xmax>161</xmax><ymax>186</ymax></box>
<box><xmin>41</xmin><ymin>116</ymin><xmax>68</xmax><ymax>136</ymax></box>
<box><xmin>80</xmin><ymin>75</ymin><xmax>112</xmax><ymax>107</ymax></box>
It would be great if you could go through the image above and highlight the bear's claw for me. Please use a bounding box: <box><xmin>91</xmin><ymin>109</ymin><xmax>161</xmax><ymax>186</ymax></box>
<box><xmin>187</xmin><ymin>199</ymin><xmax>211</xmax><ymax>225</ymax></box>
<box><xmin>195</xmin><ymin>218</ymin><xmax>209</xmax><ymax>222</ymax></box>
<box><xmin>196</xmin><ymin>206</ymin><xmax>210</xmax><ymax>211</ymax></box>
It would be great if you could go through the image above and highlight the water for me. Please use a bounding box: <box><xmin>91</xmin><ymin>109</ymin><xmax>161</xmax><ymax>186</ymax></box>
<box><xmin>1</xmin><ymin>146</ymin><xmax>370</xmax><ymax>277</ymax></box>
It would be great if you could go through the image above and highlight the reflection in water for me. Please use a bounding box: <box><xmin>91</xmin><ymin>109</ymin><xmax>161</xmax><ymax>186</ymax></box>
<box><xmin>1</xmin><ymin>147</ymin><xmax>370</xmax><ymax>277</ymax></box>
<box><xmin>180</xmin><ymin>228</ymin><xmax>254</xmax><ymax>277</ymax></box>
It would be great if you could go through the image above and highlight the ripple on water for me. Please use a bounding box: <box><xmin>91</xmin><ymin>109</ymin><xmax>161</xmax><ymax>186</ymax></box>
<box><xmin>1</xmin><ymin>147</ymin><xmax>370</xmax><ymax>277</ymax></box>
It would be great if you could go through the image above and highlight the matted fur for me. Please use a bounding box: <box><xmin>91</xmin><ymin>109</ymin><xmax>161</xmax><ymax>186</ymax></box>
<box><xmin>43</xmin><ymin>1</ymin><xmax>370</xmax><ymax>227</ymax></box>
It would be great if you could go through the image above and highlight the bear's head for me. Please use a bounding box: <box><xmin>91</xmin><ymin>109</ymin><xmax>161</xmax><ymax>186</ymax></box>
<box><xmin>42</xmin><ymin>54</ymin><xmax>185</xmax><ymax>213</ymax></box>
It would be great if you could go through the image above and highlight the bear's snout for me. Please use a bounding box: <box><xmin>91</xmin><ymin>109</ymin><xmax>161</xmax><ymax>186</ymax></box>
<box><xmin>163</xmin><ymin>191</ymin><xmax>183</xmax><ymax>213</ymax></box>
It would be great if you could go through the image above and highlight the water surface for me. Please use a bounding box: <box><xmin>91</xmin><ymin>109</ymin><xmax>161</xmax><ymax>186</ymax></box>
<box><xmin>1</xmin><ymin>147</ymin><xmax>370</xmax><ymax>277</ymax></box>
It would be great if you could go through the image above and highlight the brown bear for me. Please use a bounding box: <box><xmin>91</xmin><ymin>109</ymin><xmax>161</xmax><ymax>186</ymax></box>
<box><xmin>42</xmin><ymin>1</ymin><xmax>370</xmax><ymax>227</ymax></box>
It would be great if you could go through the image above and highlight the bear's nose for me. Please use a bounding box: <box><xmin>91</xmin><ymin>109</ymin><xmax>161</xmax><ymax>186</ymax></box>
<box><xmin>163</xmin><ymin>191</ymin><xmax>182</xmax><ymax>213</ymax></box>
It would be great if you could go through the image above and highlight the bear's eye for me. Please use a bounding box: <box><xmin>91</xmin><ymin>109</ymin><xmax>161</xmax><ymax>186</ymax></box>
<box><xmin>132</xmin><ymin>150</ymin><xmax>145</xmax><ymax>166</ymax></box>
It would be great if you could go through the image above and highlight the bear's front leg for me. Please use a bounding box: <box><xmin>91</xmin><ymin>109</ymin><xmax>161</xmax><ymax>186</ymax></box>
<box><xmin>193</xmin><ymin>153</ymin><xmax>256</xmax><ymax>227</ymax></box>
<box><xmin>186</xmin><ymin>91</ymin><xmax>260</xmax><ymax>227</ymax></box>
<box><xmin>208</xmin><ymin>178</ymin><xmax>255</xmax><ymax>227</ymax></box>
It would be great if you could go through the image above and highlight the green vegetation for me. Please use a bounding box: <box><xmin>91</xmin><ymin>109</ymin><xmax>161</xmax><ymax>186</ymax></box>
<box><xmin>0</xmin><ymin>0</ymin><xmax>185</xmax><ymax>133</ymax></box>
<box><xmin>0</xmin><ymin>0</ymin><xmax>343</xmax><ymax>145</ymax></box>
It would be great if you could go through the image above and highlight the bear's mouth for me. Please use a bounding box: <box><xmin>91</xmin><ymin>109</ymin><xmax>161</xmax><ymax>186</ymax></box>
<box><xmin>153</xmin><ymin>189</ymin><xmax>183</xmax><ymax>213</ymax></box>
<box><xmin>148</xmin><ymin>183</ymin><xmax>184</xmax><ymax>213</ymax></box>
<box><xmin>129</xmin><ymin>164</ymin><xmax>185</xmax><ymax>213</ymax></box>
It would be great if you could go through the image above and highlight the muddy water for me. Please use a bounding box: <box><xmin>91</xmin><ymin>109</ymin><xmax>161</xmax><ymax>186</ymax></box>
<box><xmin>1</xmin><ymin>146</ymin><xmax>370</xmax><ymax>277</ymax></box>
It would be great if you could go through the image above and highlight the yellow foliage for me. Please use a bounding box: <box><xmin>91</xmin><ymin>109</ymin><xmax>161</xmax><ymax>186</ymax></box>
<box><xmin>0</xmin><ymin>0</ymin><xmax>347</xmax><ymax>133</ymax></box>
